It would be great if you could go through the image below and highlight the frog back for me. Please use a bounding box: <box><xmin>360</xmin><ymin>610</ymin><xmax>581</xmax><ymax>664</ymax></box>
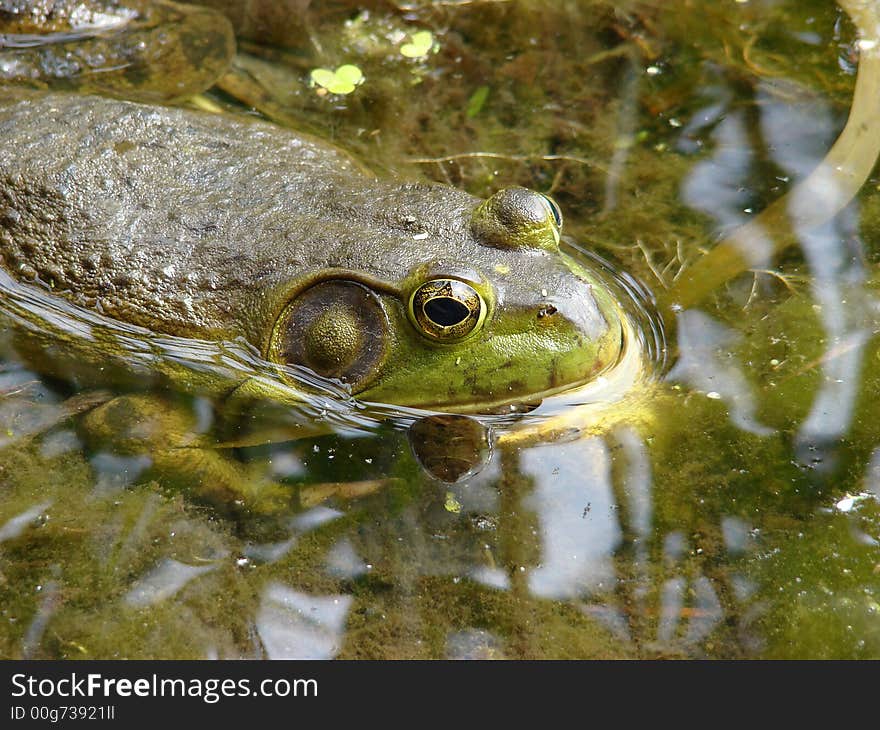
<box><xmin>0</xmin><ymin>92</ymin><xmax>482</xmax><ymax>346</ymax></box>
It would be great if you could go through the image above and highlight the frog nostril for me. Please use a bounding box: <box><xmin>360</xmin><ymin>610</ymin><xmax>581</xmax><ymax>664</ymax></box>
<box><xmin>537</xmin><ymin>305</ymin><xmax>558</xmax><ymax>319</ymax></box>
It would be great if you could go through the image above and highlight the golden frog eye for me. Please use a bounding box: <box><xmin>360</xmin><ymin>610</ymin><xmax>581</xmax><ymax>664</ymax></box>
<box><xmin>539</xmin><ymin>193</ymin><xmax>563</xmax><ymax>230</ymax></box>
<box><xmin>409</xmin><ymin>279</ymin><xmax>486</xmax><ymax>342</ymax></box>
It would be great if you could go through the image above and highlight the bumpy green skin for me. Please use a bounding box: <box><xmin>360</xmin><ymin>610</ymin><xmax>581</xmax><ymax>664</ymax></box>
<box><xmin>0</xmin><ymin>90</ymin><xmax>622</xmax><ymax>412</ymax></box>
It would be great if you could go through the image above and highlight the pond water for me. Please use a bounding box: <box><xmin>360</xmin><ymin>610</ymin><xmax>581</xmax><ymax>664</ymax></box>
<box><xmin>1</xmin><ymin>0</ymin><xmax>880</xmax><ymax>659</ymax></box>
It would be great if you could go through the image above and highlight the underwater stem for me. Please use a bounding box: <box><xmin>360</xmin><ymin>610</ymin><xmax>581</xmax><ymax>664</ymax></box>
<box><xmin>662</xmin><ymin>0</ymin><xmax>880</xmax><ymax>311</ymax></box>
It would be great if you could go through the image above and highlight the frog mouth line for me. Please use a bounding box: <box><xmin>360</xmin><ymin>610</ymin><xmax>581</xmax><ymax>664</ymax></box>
<box><xmin>375</xmin><ymin>317</ymin><xmax>635</xmax><ymax>417</ymax></box>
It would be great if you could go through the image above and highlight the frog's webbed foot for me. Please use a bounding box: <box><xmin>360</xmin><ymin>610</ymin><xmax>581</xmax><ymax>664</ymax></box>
<box><xmin>77</xmin><ymin>393</ymin><xmax>292</xmax><ymax>518</ymax></box>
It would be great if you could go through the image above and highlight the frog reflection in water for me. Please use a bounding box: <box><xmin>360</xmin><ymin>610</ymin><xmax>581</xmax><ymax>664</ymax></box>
<box><xmin>0</xmin><ymin>1</ymin><xmax>628</xmax><ymax>505</ymax></box>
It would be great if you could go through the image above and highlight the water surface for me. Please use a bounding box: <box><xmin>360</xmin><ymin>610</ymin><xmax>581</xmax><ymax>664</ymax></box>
<box><xmin>2</xmin><ymin>0</ymin><xmax>879</xmax><ymax>659</ymax></box>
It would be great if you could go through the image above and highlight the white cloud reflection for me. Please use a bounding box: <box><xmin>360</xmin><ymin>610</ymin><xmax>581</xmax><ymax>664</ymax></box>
<box><xmin>124</xmin><ymin>558</ymin><xmax>216</xmax><ymax>607</ymax></box>
<box><xmin>521</xmin><ymin>438</ymin><xmax>621</xmax><ymax>600</ymax></box>
<box><xmin>0</xmin><ymin>501</ymin><xmax>52</xmax><ymax>543</ymax></box>
<box><xmin>666</xmin><ymin>309</ymin><xmax>774</xmax><ymax>436</ymax></box>
<box><xmin>256</xmin><ymin>583</ymin><xmax>352</xmax><ymax>660</ymax></box>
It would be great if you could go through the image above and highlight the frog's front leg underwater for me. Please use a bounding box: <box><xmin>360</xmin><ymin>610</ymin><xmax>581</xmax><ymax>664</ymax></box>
<box><xmin>77</xmin><ymin>393</ymin><xmax>293</xmax><ymax>516</ymax></box>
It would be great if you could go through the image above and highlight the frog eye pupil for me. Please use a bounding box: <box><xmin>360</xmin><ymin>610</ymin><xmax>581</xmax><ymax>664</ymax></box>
<box><xmin>409</xmin><ymin>278</ymin><xmax>486</xmax><ymax>342</ymax></box>
<box><xmin>424</xmin><ymin>297</ymin><xmax>469</xmax><ymax>327</ymax></box>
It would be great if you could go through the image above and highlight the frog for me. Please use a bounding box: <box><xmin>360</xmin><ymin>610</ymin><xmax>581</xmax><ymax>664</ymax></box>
<box><xmin>0</xmin><ymin>88</ymin><xmax>626</xmax><ymax>407</ymax></box>
<box><xmin>0</xmin><ymin>2</ymin><xmax>634</xmax><ymax>514</ymax></box>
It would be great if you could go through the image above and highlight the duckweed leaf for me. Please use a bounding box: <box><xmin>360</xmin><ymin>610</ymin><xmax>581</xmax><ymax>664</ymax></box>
<box><xmin>309</xmin><ymin>64</ymin><xmax>364</xmax><ymax>95</ymax></box>
<box><xmin>310</xmin><ymin>68</ymin><xmax>337</xmax><ymax>89</ymax></box>
<box><xmin>400</xmin><ymin>30</ymin><xmax>436</xmax><ymax>58</ymax></box>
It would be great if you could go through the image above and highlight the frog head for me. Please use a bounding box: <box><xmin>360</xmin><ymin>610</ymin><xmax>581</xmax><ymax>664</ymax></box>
<box><xmin>264</xmin><ymin>186</ymin><xmax>624</xmax><ymax>413</ymax></box>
